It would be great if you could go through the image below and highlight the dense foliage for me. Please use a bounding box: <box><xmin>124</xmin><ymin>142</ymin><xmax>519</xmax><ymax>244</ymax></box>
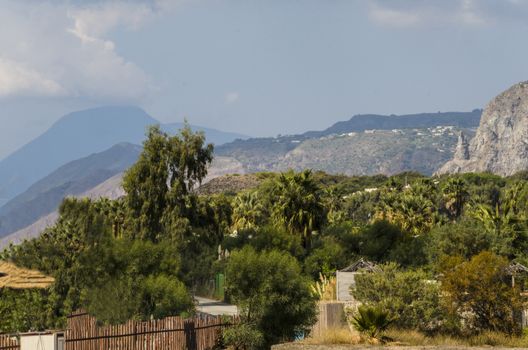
<box><xmin>2</xmin><ymin>125</ymin><xmax>528</xmax><ymax>345</ymax></box>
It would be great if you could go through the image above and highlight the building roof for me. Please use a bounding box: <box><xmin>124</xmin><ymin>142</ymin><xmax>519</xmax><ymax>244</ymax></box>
<box><xmin>0</xmin><ymin>261</ymin><xmax>54</xmax><ymax>289</ymax></box>
<box><xmin>507</xmin><ymin>262</ymin><xmax>528</xmax><ymax>275</ymax></box>
<box><xmin>339</xmin><ymin>258</ymin><xmax>378</xmax><ymax>273</ymax></box>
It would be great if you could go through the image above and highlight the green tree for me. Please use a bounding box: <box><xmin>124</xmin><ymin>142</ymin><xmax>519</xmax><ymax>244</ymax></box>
<box><xmin>426</xmin><ymin>219</ymin><xmax>496</xmax><ymax>263</ymax></box>
<box><xmin>123</xmin><ymin>124</ymin><xmax>213</xmax><ymax>241</ymax></box>
<box><xmin>272</xmin><ymin>170</ymin><xmax>325</xmax><ymax>249</ymax></box>
<box><xmin>304</xmin><ymin>236</ymin><xmax>346</xmax><ymax>279</ymax></box>
<box><xmin>226</xmin><ymin>246</ymin><xmax>317</xmax><ymax>348</ymax></box>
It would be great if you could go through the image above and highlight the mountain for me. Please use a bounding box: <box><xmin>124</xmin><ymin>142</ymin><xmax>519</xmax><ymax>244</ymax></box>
<box><xmin>437</xmin><ymin>82</ymin><xmax>528</xmax><ymax>176</ymax></box>
<box><xmin>0</xmin><ymin>106</ymin><xmax>247</xmax><ymax>206</ymax></box>
<box><xmin>0</xmin><ymin>143</ymin><xmax>141</xmax><ymax>237</ymax></box>
<box><xmin>163</xmin><ymin>123</ymin><xmax>246</xmax><ymax>146</ymax></box>
<box><xmin>215</xmin><ymin>111</ymin><xmax>481</xmax><ymax>175</ymax></box>
<box><xmin>0</xmin><ymin>172</ymin><xmax>126</xmax><ymax>249</ymax></box>
<box><xmin>303</xmin><ymin>110</ymin><xmax>482</xmax><ymax>138</ymax></box>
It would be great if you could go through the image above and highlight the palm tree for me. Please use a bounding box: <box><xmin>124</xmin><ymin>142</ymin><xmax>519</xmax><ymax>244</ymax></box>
<box><xmin>350</xmin><ymin>305</ymin><xmax>392</xmax><ymax>340</ymax></box>
<box><xmin>231</xmin><ymin>191</ymin><xmax>264</xmax><ymax>232</ymax></box>
<box><xmin>323</xmin><ymin>186</ymin><xmax>345</xmax><ymax>224</ymax></box>
<box><xmin>376</xmin><ymin>192</ymin><xmax>435</xmax><ymax>236</ymax></box>
<box><xmin>442</xmin><ymin>178</ymin><xmax>468</xmax><ymax>219</ymax></box>
<box><xmin>272</xmin><ymin>170</ymin><xmax>324</xmax><ymax>249</ymax></box>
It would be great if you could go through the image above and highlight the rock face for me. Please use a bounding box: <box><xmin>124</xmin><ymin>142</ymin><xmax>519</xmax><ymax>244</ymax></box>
<box><xmin>437</xmin><ymin>81</ymin><xmax>528</xmax><ymax>176</ymax></box>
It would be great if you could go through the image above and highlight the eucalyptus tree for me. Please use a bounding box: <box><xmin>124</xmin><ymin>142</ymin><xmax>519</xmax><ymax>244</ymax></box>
<box><xmin>123</xmin><ymin>124</ymin><xmax>213</xmax><ymax>242</ymax></box>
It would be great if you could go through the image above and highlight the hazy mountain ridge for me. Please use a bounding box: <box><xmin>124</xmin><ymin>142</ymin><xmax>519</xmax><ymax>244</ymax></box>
<box><xmin>0</xmin><ymin>106</ymin><xmax>248</xmax><ymax>207</ymax></box>
<box><xmin>0</xmin><ymin>143</ymin><xmax>141</xmax><ymax>237</ymax></box>
<box><xmin>0</xmin><ymin>172</ymin><xmax>126</xmax><ymax>249</ymax></box>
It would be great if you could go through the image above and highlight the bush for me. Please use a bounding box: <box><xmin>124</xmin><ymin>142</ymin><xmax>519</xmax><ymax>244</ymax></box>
<box><xmin>440</xmin><ymin>251</ymin><xmax>522</xmax><ymax>334</ymax></box>
<box><xmin>223</xmin><ymin>323</ymin><xmax>264</xmax><ymax>350</ymax></box>
<box><xmin>352</xmin><ymin>263</ymin><xmax>446</xmax><ymax>333</ymax></box>
<box><xmin>226</xmin><ymin>246</ymin><xmax>317</xmax><ymax>348</ymax></box>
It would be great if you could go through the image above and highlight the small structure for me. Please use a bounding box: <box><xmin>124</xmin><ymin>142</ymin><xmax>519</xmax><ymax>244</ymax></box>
<box><xmin>20</xmin><ymin>331</ymin><xmax>65</xmax><ymax>350</ymax></box>
<box><xmin>336</xmin><ymin>259</ymin><xmax>378</xmax><ymax>302</ymax></box>
<box><xmin>0</xmin><ymin>260</ymin><xmax>54</xmax><ymax>289</ymax></box>
<box><xmin>505</xmin><ymin>262</ymin><xmax>528</xmax><ymax>328</ymax></box>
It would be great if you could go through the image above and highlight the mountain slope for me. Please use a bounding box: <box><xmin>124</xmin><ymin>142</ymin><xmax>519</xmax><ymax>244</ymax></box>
<box><xmin>275</xmin><ymin>128</ymin><xmax>474</xmax><ymax>176</ymax></box>
<box><xmin>215</xmin><ymin>111</ymin><xmax>482</xmax><ymax>175</ymax></box>
<box><xmin>438</xmin><ymin>82</ymin><xmax>528</xmax><ymax>176</ymax></box>
<box><xmin>0</xmin><ymin>106</ymin><xmax>247</xmax><ymax>206</ymax></box>
<box><xmin>0</xmin><ymin>172</ymin><xmax>126</xmax><ymax>249</ymax></box>
<box><xmin>0</xmin><ymin>143</ymin><xmax>141</xmax><ymax>237</ymax></box>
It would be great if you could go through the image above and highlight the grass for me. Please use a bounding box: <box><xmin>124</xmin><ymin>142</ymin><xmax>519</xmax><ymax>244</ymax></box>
<box><xmin>304</xmin><ymin>327</ymin><xmax>528</xmax><ymax>347</ymax></box>
<box><xmin>385</xmin><ymin>329</ymin><xmax>528</xmax><ymax>347</ymax></box>
<box><xmin>303</xmin><ymin>327</ymin><xmax>361</xmax><ymax>345</ymax></box>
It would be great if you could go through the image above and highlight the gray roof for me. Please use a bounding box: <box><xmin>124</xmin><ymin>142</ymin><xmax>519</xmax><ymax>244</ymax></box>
<box><xmin>339</xmin><ymin>258</ymin><xmax>378</xmax><ymax>273</ymax></box>
<box><xmin>507</xmin><ymin>262</ymin><xmax>528</xmax><ymax>275</ymax></box>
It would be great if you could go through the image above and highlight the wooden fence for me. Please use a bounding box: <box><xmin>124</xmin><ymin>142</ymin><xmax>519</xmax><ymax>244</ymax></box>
<box><xmin>65</xmin><ymin>311</ymin><xmax>235</xmax><ymax>350</ymax></box>
<box><xmin>0</xmin><ymin>334</ymin><xmax>19</xmax><ymax>350</ymax></box>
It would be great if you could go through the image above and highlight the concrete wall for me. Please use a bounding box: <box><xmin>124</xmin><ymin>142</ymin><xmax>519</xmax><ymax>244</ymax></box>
<box><xmin>336</xmin><ymin>271</ymin><xmax>356</xmax><ymax>301</ymax></box>
<box><xmin>311</xmin><ymin>302</ymin><xmax>347</xmax><ymax>338</ymax></box>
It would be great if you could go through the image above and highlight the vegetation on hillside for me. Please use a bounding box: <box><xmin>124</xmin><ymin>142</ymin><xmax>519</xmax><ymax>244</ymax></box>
<box><xmin>2</xmin><ymin>124</ymin><xmax>528</xmax><ymax>348</ymax></box>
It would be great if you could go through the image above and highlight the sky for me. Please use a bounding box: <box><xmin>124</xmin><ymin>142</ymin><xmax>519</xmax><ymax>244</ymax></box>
<box><xmin>1</xmin><ymin>0</ymin><xmax>528</xmax><ymax>159</ymax></box>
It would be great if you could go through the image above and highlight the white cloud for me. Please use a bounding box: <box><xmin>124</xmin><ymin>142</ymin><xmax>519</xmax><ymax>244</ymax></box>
<box><xmin>367</xmin><ymin>0</ymin><xmax>527</xmax><ymax>28</ymax></box>
<box><xmin>0</xmin><ymin>58</ymin><xmax>65</xmax><ymax>97</ymax></box>
<box><xmin>225</xmin><ymin>91</ymin><xmax>240</xmax><ymax>104</ymax></box>
<box><xmin>368</xmin><ymin>4</ymin><xmax>421</xmax><ymax>27</ymax></box>
<box><xmin>0</xmin><ymin>1</ymin><xmax>176</xmax><ymax>101</ymax></box>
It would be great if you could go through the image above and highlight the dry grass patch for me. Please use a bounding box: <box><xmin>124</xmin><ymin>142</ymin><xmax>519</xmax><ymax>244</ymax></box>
<box><xmin>303</xmin><ymin>327</ymin><xmax>361</xmax><ymax>345</ymax></box>
<box><xmin>385</xmin><ymin>329</ymin><xmax>528</xmax><ymax>348</ymax></box>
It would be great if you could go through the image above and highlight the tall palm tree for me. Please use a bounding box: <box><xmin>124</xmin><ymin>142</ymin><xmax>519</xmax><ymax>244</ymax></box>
<box><xmin>272</xmin><ymin>170</ymin><xmax>324</xmax><ymax>248</ymax></box>
<box><xmin>442</xmin><ymin>178</ymin><xmax>468</xmax><ymax>219</ymax></box>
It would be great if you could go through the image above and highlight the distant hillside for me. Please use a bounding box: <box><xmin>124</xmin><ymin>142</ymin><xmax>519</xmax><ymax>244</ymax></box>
<box><xmin>216</xmin><ymin>110</ymin><xmax>482</xmax><ymax>176</ymax></box>
<box><xmin>276</xmin><ymin>128</ymin><xmax>475</xmax><ymax>176</ymax></box>
<box><xmin>303</xmin><ymin>110</ymin><xmax>482</xmax><ymax>138</ymax></box>
<box><xmin>0</xmin><ymin>143</ymin><xmax>141</xmax><ymax>237</ymax></box>
<box><xmin>0</xmin><ymin>172</ymin><xmax>126</xmax><ymax>249</ymax></box>
<box><xmin>0</xmin><ymin>106</ymin><xmax>247</xmax><ymax>206</ymax></box>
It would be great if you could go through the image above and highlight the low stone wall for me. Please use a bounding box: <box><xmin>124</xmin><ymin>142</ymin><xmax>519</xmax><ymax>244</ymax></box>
<box><xmin>272</xmin><ymin>345</ymin><xmax>527</xmax><ymax>350</ymax></box>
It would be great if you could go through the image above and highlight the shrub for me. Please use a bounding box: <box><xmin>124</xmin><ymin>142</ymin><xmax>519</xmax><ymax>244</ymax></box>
<box><xmin>349</xmin><ymin>305</ymin><xmax>392</xmax><ymax>339</ymax></box>
<box><xmin>352</xmin><ymin>263</ymin><xmax>446</xmax><ymax>332</ymax></box>
<box><xmin>223</xmin><ymin>323</ymin><xmax>264</xmax><ymax>350</ymax></box>
<box><xmin>440</xmin><ymin>251</ymin><xmax>523</xmax><ymax>334</ymax></box>
<box><xmin>226</xmin><ymin>246</ymin><xmax>317</xmax><ymax>348</ymax></box>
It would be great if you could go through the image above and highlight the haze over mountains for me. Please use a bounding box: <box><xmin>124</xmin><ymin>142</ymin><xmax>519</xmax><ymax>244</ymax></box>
<box><xmin>0</xmin><ymin>106</ymin><xmax>484</xmax><ymax>248</ymax></box>
<box><xmin>0</xmin><ymin>106</ymin><xmax>247</xmax><ymax>207</ymax></box>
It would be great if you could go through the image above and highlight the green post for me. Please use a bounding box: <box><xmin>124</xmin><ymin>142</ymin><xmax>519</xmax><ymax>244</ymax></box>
<box><xmin>215</xmin><ymin>273</ymin><xmax>225</xmax><ymax>300</ymax></box>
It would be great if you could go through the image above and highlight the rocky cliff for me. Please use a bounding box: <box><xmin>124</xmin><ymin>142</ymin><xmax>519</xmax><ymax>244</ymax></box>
<box><xmin>437</xmin><ymin>81</ymin><xmax>528</xmax><ymax>176</ymax></box>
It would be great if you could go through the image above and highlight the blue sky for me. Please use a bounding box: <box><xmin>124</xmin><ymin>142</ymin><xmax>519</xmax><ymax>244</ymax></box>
<box><xmin>1</xmin><ymin>0</ymin><xmax>528</xmax><ymax>158</ymax></box>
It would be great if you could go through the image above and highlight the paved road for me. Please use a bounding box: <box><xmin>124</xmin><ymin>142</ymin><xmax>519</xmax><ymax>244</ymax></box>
<box><xmin>195</xmin><ymin>296</ymin><xmax>238</xmax><ymax>316</ymax></box>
